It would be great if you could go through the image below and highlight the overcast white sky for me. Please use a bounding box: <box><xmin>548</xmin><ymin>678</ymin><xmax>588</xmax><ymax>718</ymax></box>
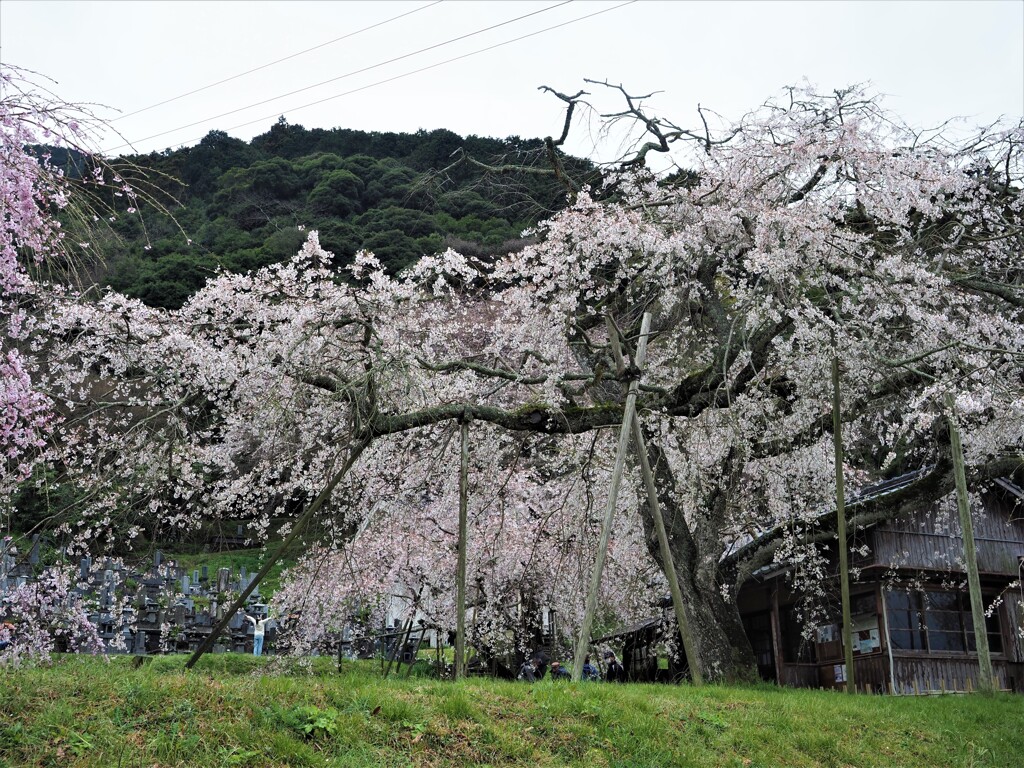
<box><xmin>1</xmin><ymin>0</ymin><xmax>1022</xmax><ymax>162</ymax></box>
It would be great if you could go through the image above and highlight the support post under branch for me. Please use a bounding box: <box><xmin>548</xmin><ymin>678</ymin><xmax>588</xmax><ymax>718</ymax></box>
<box><xmin>573</xmin><ymin>312</ymin><xmax>651</xmax><ymax>682</ymax></box>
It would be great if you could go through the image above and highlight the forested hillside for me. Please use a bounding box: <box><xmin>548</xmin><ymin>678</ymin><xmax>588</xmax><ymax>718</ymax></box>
<box><xmin>82</xmin><ymin>119</ymin><xmax>595</xmax><ymax>308</ymax></box>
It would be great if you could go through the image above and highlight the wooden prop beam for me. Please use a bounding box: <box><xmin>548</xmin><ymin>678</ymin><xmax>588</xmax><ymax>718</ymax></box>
<box><xmin>455</xmin><ymin>418</ymin><xmax>470</xmax><ymax>680</ymax></box>
<box><xmin>573</xmin><ymin>312</ymin><xmax>651</xmax><ymax>682</ymax></box>
<box><xmin>605</xmin><ymin>316</ymin><xmax>704</xmax><ymax>685</ymax></box>
<box><xmin>185</xmin><ymin>441</ymin><xmax>367</xmax><ymax>670</ymax></box>
<box><xmin>945</xmin><ymin>393</ymin><xmax>994</xmax><ymax>693</ymax></box>
<box><xmin>630</xmin><ymin>419</ymin><xmax>705</xmax><ymax>685</ymax></box>
<box><xmin>833</xmin><ymin>355</ymin><xmax>856</xmax><ymax>693</ymax></box>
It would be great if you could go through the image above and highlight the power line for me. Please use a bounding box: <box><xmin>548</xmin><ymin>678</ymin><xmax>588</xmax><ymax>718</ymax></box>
<box><xmin>115</xmin><ymin>0</ymin><xmax>637</xmax><ymax>158</ymax></box>
<box><xmin>175</xmin><ymin>0</ymin><xmax>636</xmax><ymax>152</ymax></box>
<box><xmin>106</xmin><ymin>0</ymin><xmax>573</xmax><ymax>153</ymax></box>
<box><xmin>114</xmin><ymin>1</ymin><xmax>445</xmax><ymax>122</ymax></box>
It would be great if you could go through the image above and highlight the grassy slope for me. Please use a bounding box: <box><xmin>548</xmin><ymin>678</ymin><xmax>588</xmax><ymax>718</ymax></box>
<box><xmin>0</xmin><ymin>655</ymin><xmax>1019</xmax><ymax>768</ymax></box>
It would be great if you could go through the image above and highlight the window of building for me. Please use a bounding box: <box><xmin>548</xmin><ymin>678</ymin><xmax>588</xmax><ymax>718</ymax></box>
<box><xmin>884</xmin><ymin>588</ymin><xmax>1002</xmax><ymax>654</ymax></box>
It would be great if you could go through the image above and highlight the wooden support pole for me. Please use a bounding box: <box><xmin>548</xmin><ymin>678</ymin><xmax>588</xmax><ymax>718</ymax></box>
<box><xmin>455</xmin><ymin>419</ymin><xmax>470</xmax><ymax>681</ymax></box>
<box><xmin>403</xmin><ymin>626</ymin><xmax>428</xmax><ymax>679</ymax></box>
<box><xmin>185</xmin><ymin>441</ymin><xmax>367</xmax><ymax>670</ymax></box>
<box><xmin>385</xmin><ymin>618</ymin><xmax>414</xmax><ymax>678</ymax></box>
<box><xmin>606</xmin><ymin>315</ymin><xmax>703</xmax><ymax>686</ymax></box>
<box><xmin>573</xmin><ymin>313</ymin><xmax>652</xmax><ymax>682</ymax></box>
<box><xmin>832</xmin><ymin>356</ymin><xmax>856</xmax><ymax>694</ymax></box>
<box><xmin>944</xmin><ymin>392</ymin><xmax>994</xmax><ymax>694</ymax></box>
<box><xmin>631</xmin><ymin>419</ymin><xmax>704</xmax><ymax>685</ymax></box>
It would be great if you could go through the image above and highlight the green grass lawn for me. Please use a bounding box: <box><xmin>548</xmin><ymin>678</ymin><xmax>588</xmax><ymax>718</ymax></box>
<box><xmin>0</xmin><ymin>655</ymin><xmax>1019</xmax><ymax>768</ymax></box>
<box><xmin>167</xmin><ymin>549</ymin><xmax>294</xmax><ymax>597</ymax></box>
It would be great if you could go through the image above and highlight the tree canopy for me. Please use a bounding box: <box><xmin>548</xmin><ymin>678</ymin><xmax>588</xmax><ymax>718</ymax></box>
<box><xmin>3</xmin><ymin>70</ymin><xmax>1023</xmax><ymax>677</ymax></box>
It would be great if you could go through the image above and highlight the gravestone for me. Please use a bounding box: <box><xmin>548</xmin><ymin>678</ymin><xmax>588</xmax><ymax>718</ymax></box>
<box><xmin>29</xmin><ymin>534</ymin><xmax>40</xmax><ymax>565</ymax></box>
<box><xmin>216</xmin><ymin>568</ymin><xmax>230</xmax><ymax>593</ymax></box>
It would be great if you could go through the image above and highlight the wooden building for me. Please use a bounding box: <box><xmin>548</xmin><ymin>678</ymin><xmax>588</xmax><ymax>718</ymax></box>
<box><xmin>737</xmin><ymin>477</ymin><xmax>1024</xmax><ymax>694</ymax></box>
<box><xmin>593</xmin><ymin>606</ymin><xmax>688</xmax><ymax>682</ymax></box>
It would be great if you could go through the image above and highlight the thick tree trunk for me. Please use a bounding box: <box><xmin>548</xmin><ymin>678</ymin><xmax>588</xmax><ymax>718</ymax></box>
<box><xmin>653</xmin><ymin>528</ymin><xmax>758</xmax><ymax>683</ymax></box>
<box><xmin>634</xmin><ymin>433</ymin><xmax>758</xmax><ymax>683</ymax></box>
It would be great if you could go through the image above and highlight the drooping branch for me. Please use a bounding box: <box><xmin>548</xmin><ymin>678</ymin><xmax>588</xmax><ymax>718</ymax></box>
<box><xmin>953</xmin><ymin>276</ymin><xmax>1024</xmax><ymax>309</ymax></box>
<box><xmin>365</xmin><ymin>401</ymin><xmax>624</xmax><ymax>437</ymax></box>
<box><xmin>414</xmin><ymin>356</ymin><xmax>669</xmax><ymax>395</ymax></box>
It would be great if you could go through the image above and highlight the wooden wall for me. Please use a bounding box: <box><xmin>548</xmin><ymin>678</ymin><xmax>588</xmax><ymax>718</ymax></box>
<box><xmin>870</xmin><ymin>494</ymin><xmax>1024</xmax><ymax>575</ymax></box>
<box><xmin>890</xmin><ymin>655</ymin><xmax>1016</xmax><ymax>694</ymax></box>
<box><xmin>778</xmin><ymin>655</ymin><xmax>1021</xmax><ymax>693</ymax></box>
<box><xmin>1005</xmin><ymin>591</ymin><xmax>1024</xmax><ymax>663</ymax></box>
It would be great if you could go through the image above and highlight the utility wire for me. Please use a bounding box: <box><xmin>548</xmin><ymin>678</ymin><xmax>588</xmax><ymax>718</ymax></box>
<box><xmin>114</xmin><ymin>1</ymin><xmax>445</xmax><ymax>122</ymax></box>
<box><xmin>111</xmin><ymin>0</ymin><xmax>635</xmax><ymax>157</ymax></box>
<box><xmin>192</xmin><ymin>0</ymin><xmax>636</xmax><ymax>148</ymax></box>
<box><xmin>106</xmin><ymin>0</ymin><xmax>573</xmax><ymax>153</ymax></box>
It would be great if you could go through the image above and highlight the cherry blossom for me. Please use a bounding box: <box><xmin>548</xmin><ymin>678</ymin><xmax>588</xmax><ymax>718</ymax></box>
<box><xmin>3</xmin><ymin>78</ymin><xmax>1022</xmax><ymax>677</ymax></box>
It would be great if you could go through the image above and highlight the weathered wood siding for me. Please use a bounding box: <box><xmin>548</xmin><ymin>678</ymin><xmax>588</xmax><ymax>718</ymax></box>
<box><xmin>1005</xmin><ymin>591</ymin><xmax>1024</xmax><ymax>664</ymax></box>
<box><xmin>870</xmin><ymin>495</ymin><xmax>1024</xmax><ymax>575</ymax></box>
<box><xmin>890</xmin><ymin>655</ymin><xmax>1015</xmax><ymax>693</ymax></box>
<box><xmin>778</xmin><ymin>663</ymin><xmax>818</xmax><ymax>688</ymax></box>
<box><xmin>778</xmin><ymin>655</ymin><xmax>888</xmax><ymax>691</ymax></box>
<box><xmin>852</xmin><ymin>654</ymin><xmax>889</xmax><ymax>692</ymax></box>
